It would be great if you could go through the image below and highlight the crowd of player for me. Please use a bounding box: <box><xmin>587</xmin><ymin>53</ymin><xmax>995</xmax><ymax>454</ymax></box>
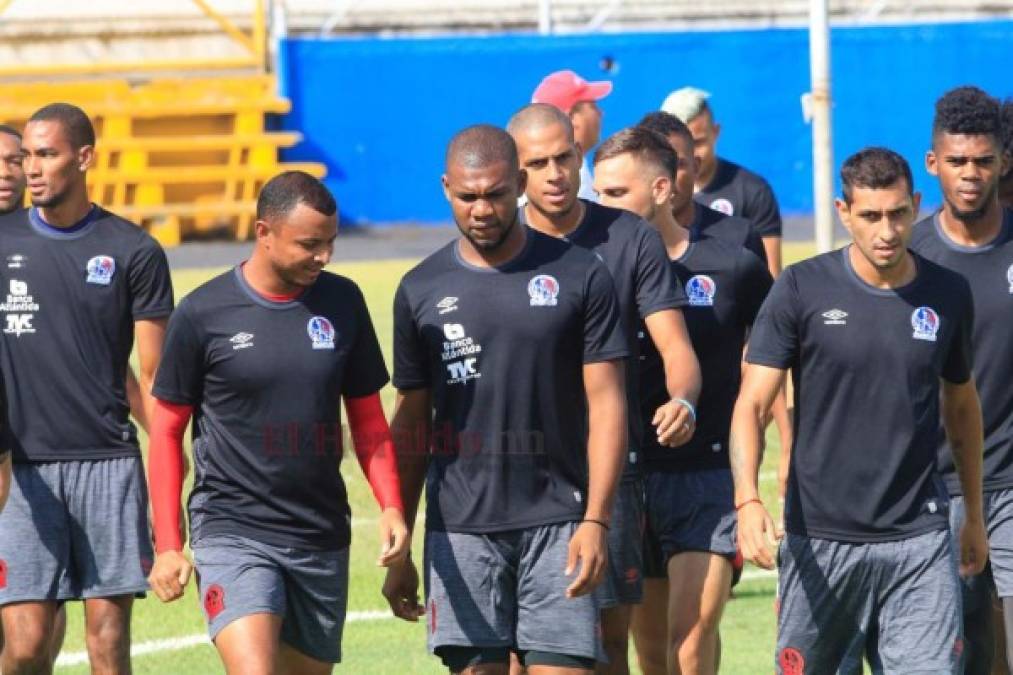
<box><xmin>0</xmin><ymin>72</ymin><xmax>1009</xmax><ymax>675</ymax></box>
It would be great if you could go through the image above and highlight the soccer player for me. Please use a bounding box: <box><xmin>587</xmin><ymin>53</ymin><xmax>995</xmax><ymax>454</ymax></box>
<box><xmin>0</xmin><ymin>125</ymin><xmax>24</xmax><ymax>215</ymax></box>
<box><xmin>593</xmin><ymin>127</ymin><xmax>771</xmax><ymax>675</ymax></box>
<box><xmin>734</xmin><ymin>147</ymin><xmax>988</xmax><ymax>673</ymax></box>
<box><xmin>909</xmin><ymin>86</ymin><xmax>1013</xmax><ymax>675</ymax></box>
<box><xmin>146</xmin><ymin>171</ymin><xmax>408</xmax><ymax>674</ymax></box>
<box><xmin>0</xmin><ymin>103</ymin><xmax>173</xmax><ymax>674</ymax></box>
<box><xmin>532</xmin><ymin>70</ymin><xmax>612</xmax><ymax>202</ymax></box>
<box><xmin>636</xmin><ymin>112</ymin><xmax>764</xmax><ymax>262</ymax></box>
<box><xmin>381</xmin><ymin>125</ymin><xmax>628</xmax><ymax>675</ymax></box>
<box><xmin>661</xmin><ymin>87</ymin><xmax>783</xmax><ymax>278</ymax></box>
<box><xmin>1001</xmin><ymin>98</ymin><xmax>1013</xmax><ymax>209</ymax></box>
<box><xmin>507</xmin><ymin>104</ymin><xmax>701</xmax><ymax>675</ymax></box>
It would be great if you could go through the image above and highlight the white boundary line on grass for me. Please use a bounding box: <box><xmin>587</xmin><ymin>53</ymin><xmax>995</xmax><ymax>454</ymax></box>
<box><xmin>54</xmin><ymin>610</ymin><xmax>391</xmax><ymax>669</ymax></box>
<box><xmin>56</xmin><ymin>571</ymin><xmax>781</xmax><ymax>668</ymax></box>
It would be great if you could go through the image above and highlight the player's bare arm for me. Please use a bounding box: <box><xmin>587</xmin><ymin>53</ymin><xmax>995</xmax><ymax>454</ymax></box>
<box><xmin>134</xmin><ymin>317</ymin><xmax>168</xmax><ymax>429</ymax></box>
<box><xmin>730</xmin><ymin>363</ymin><xmax>784</xmax><ymax>570</ymax></box>
<box><xmin>761</xmin><ymin>236</ymin><xmax>782</xmax><ymax>279</ymax></box>
<box><xmin>0</xmin><ymin>453</ymin><xmax>11</xmax><ymax>513</ymax></box>
<box><xmin>566</xmin><ymin>359</ymin><xmax>625</xmax><ymax>598</ymax></box>
<box><xmin>382</xmin><ymin>388</ymin><xmax>430</xmax><ymax>621</ymax></box>
<box><xmin>125</xmin><ymin>367</ymin><xmax>148</xmax><ymax>432</ymax></box>
<box><xmin>643</xmin><ymin>308</ymin><xmax>701</xmax><ymax>447</ymax></box>
<box><xmin>941</xmin><ymin>377</ymin><xmax>988</xmax><ymax>577</ymax></box>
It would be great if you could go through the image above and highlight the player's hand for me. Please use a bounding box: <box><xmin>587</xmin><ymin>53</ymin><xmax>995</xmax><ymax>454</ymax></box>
<box><xmin>565</xmin><ymin>521</ymin><xmax>608</xmax><ymax>598</ymax></box>
<box><xmin>382</xmin><ymin>558</ymin><xmax>425</xmax><ymax>622</ymax></box>
<box><xmin>737</xmin><ymin>500</ymin><xmax>780</xmax><ymax>570</ymax></box>
<box><xmin>652</xmin><ymin>399</ymin><xmax>695</xmax><ymax>447</ymax></box>
<box><xmin>148</xmin><ymin>550</ymin><xmax>193</xmax><ymax>602</ymax></box>
<box><xmin>959</xmin><ymin>513</ymin><xmax>989</xmax><ymax>578</ymax></box>
<box><xmin>377</xmin><ymin>506</ymin><xmax>410</xmax><ymax>567</ymax></box>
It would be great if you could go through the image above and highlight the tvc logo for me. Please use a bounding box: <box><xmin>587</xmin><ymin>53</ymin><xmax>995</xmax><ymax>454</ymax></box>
<box><xmin>4</xmin><ymin>314</ymin><xmax>34</xmax><ymax>336</ymax></box>
<box><xmin>446</xmin><ymin>358</ymin><xmax>478</xmax><ymax>381</ymax></box>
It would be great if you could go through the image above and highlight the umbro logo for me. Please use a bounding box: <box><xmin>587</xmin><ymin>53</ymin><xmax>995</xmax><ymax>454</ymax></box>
<box><xmin>230</xmin><ymin>332</ymin><xmax>254</xmax><ymax>350</ymax></box>
<box><xmin>822</xmin><ymin>309</ymin><xmax>847</xmax><ymax>325</ymax></box>
<box><xmin>437</xmin><ymin>296</ymin><xmax>458</xmax><ymax>315</ymax></box>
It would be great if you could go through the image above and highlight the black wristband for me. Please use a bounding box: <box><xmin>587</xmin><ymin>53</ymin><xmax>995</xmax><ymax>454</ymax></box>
<box><xmin>582</xmin><ymin>518</ymin><xmax>610</xmax><ymax>531</ymax></box>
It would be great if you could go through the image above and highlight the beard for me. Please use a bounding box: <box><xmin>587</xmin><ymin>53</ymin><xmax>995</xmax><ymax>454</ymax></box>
<box><xmin>947</xmin><ymin>182</ymin><xmax>998</xmax><ymax>222</ymax></box>
<box><xmin>458</xmin><ymin>212</ymin><xmax>516</xmax><ymax>252</ymax></box>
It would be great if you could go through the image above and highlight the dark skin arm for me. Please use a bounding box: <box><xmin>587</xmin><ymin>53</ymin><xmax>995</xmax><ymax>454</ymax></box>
<box><xmin>382</xmin><ymin>388</ymin><xmax>431</xmax><ymax>621</ymax></box>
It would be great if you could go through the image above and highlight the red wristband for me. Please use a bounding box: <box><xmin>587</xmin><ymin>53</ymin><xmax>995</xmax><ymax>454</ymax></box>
<box><xmin>735</xmin><ymin>498</ymin><xmax>763</xmax><ymax>511</ymax></box>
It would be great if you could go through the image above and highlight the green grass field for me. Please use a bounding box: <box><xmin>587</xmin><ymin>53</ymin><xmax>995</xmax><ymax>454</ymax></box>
<box><xmin>52</xmin><ymin>241</ymin><xmax>821</xmax><ymax>674</ymax></box>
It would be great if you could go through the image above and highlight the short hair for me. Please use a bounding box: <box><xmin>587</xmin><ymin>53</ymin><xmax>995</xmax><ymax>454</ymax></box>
<box><xmin>593</xmin><ymin>127</ymin><xmax>678</xmax><ymax>179</ymax></box>
<box><xmin>506</xmin><ymin>103</ymin><xmax>575</xmax><ymax>145</ymax></box>
<box><xmin>932</xmin><ymin>86</ymin><xmax>1002</xmax><ymax>144</ymax></box>
<box><xmin>445</xmin><ymin>124</ymin><xmax>518</xmax><ymax>174</ymax></box>
<box><xmin>637</xmin><ymin>111</ymin><xmax>693</xmax><ymax>148</ymax></box>
<box><xmin>0</xmin><ymin>125</ymin><xmax>21</xmax><ymax>141</ymax></box>
<box><xmin>28</xmin><ymin>103</ymin><xmax>95</xmax><ymax>149</ymax></box>
<box><xmin>257</xmin><ymin>171</ymin><xmax>337</xmax><ymax>222</ymax></box>
<box><xmin>840</xmin><ymin>147</ymin><xmax>913</xmax><ymax>205</ymax></box>
<box><xmin>1001</xmin><ymin>98</ymin><xmax>1013</xmax><ymax>180</ymax></box>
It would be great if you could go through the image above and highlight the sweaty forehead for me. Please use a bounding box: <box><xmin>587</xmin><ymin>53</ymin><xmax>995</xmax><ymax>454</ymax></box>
<box><xmin>23</xmin><ymin>120</ymin><xmax>70</xmax><ymax>149</ymax></box>
<box><xmin>936</xmin><ymin>132</ymin><xmax>999</xmax><ymax>156</ymax></box>
<box><xmin>0</xmin><ymin>133</ymin><xmax>20</xmax><ymax>156</ymax></box>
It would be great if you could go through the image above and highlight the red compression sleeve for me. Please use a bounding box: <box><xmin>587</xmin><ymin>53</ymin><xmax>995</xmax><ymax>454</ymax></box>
<box><xmin>148</xmin><ymin>399</ymin><xmax>194</xmax><ymax>553</ymax></box>
<box><xmin>344</xmin><ymin>393</ymin><xmax>404</xmax><ymax>513</ymax></box>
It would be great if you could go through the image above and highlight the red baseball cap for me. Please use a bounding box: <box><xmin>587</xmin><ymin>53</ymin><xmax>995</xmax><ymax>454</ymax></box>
<box><xmin>531</xmin><ymin>70</ymin><xmax>613</xmax><ymax>113</ymax></box>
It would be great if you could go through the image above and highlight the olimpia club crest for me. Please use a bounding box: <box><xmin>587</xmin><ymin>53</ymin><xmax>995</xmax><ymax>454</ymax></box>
<box><xmin>685</xmin><ymin>275</ymin><xmax>716</xmax><ymax>307</ymax></box>
<box><xmin>528</xmin><ymin>275</ymin><xmax>559</xmax><ymax>307</ymax></box>
<box><xmin>85</xmin><ymin>255</ymin><xmax>116</xmax><ymax>285</ymax></box>
<box><xmin>307</xmin><ymin>316</ymin><xmax>336</xmax><ymax>350</ymax></box>
<box><xmin>910</xmin><ymin>306</ymin><xmax>940</xmax><ymax>342</ymax></box>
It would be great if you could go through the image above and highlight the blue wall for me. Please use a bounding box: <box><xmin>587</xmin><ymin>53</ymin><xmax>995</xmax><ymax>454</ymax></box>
<box><xmin>280</xmin><ymin>20</ymin><xmax>1012</xmax><ymax>225</ymax></box>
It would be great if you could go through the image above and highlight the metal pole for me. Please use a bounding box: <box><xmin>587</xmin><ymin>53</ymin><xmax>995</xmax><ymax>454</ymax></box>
<box><xmin>809</xmin><ymin>0</ymin><xmax>835</xmax><ymax>253</ymax></box>
<box><xmin>538</xmin><ymin>0</ymin><xmax>552</xmax><ymax>35</ymax></box>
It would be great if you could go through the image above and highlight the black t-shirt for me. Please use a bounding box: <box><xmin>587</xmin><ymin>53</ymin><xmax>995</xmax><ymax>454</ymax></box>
<box><xmin>747</xmin><ymin>248</ymin><xmax>973</xmax><ymax>542</ymax></box>
<box><xmin>691</xmin><ymin>203</ymin><xmax>767</xmax><ymax>263</ymax></box>
<box><xmin>910</xmin><ymin>209</ymin><xmax>1013</xmax><ymax>495</ymax></box>
<box><xmin>640</xmin><ymin>238</ymin><xmax>771</xmax><ymax>471</ymax></box>
<box><xmin>153</xmin><ymin>267</ymin><xmax>389</xmax><ymax>550</ymax></box>
<box><xmin>393</xmin><ymin>229</ymin><xmax>628</xmax><ymax>533</ymax></box>
<box><xmin>0</xmin><ymin>206</ymin><xmax>173</xmax><ymax>462</ymax></box>
<box><xmin>694</xmin><ymin>158</ymin><xmax>782</xmax><ymax>239</ymax></box>
<box><xmin>524</xmin><ymin>200</ymin><xmax>686</xmax><ymax>464</ymax></box>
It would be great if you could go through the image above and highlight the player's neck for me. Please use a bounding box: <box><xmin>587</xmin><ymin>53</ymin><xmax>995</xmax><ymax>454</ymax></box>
<box><xmin>457</xmin><ymin>217</ymin><xmax>528</xmax><ymax>269</ymax></box>
<box><xmin>243</xmin><ymin>254</ymin><xmax>303</xmax><ymax>298</ymax></box>
<box><xmin>938</xmin><ymin>199</ymin><xmax>1004</xmax><ymax>247</ymax></box>
<box><xmin>848</xmin><ymin>245</ymin><xmax>916</xmax><ymax>289</ymax></box>
<box><xmin>654</xmin><ymin>210</ymin><xmax>690</xmax><ymax>260</ymax></box>
<box><xmin>37</xmin><ymin>191</ymin><xmax>91</xmax><ymax>228</ymax></box>
<box><xmin>694</xmin><ymin>161</ymin><xmax>717</xmax><ymax>191</ymax></box>
<box><xmin>671</xmin><ymin>199</ymin><xmax>696</xmax><ymax>228</ymax></box>
<box><xmin>524</xmin><ymin>199</ymin><xmax>585</xmax><ymax>239</ymax></box>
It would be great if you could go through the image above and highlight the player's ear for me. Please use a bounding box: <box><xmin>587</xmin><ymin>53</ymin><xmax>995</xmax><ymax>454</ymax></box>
<box><xmin>652</xmin><ymin>175</ymin><xmax>672</xmax><ymax>207</ymax></box>
<box><xmin>77</xmin><ymin>144</ymin><xmax>95</xmax><ymax>172</ymax></box>
<box><xmin>834</xmin><ymin>197</ymin><xmax>852</xmax><ymax>231</ymax></box>
<box><xmin>925</xmin><ymin>150</ymin><xmax>939</xmax><ymax>176</ymax></box>
<box><xmin>517</xmin><ymin>168</ymin><xmax>528</xmax><ymax>195</ymax></box>
<box><xmin>911</xmin><ymin>191</ymin><xmax>922</xmax><ymax>215</ymax></box>
<box><xmin>254</xmin><ymin>219</ymin><xmax>272</xmax><ymax>242</ymax></box>
<box><xmin>712</xmin><ymin>122</ymin><xmax>721</xmax><ymax>141</ymax></box>
<box><xmin>441</xmin><ymin>174</ymin><xmax>452</xmax><ymax>202</ymax></box>
<box><xmin>573</xmin><ymin>141</ymin><xmax>584</xmax><ymax>162</ymax></box>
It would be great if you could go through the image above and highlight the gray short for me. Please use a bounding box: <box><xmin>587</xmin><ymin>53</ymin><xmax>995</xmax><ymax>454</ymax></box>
<box><xmin>595</xmin><ymin>478</ymin><xmax>644</xmax><ymax>608</ymax></box>
<box><xmin>192</xmin><ymin>534</ymin><xmax>349</xmax><ymax>664</ymax></box>
<box><xmin>776</xmin><ymin>529</ymin><xmax>962</xmax><ymax>674</ymax></box>
<box><xmin>0</xmin><ymin>458</ymin><xmax>152</xmax><ymax>604</ymax></box>
<box><xmin>644</xmin><ymin>469</ymin><xmax>737</xmax><ymax>563</ymax></box>
<box><xmin>424</xmin><ymin>523</ymin><xmax>602</xmax><ymax>661</ymax></box>
<box><xmin>949</xmin><ymin>488</ymin><xmax>1013</xmax><ymax>599</ymax></box>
